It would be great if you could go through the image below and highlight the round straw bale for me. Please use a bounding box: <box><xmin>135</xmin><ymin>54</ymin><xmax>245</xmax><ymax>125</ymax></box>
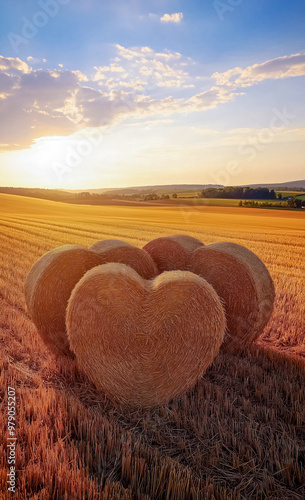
<box><xmin>143</xmin><ymin>234</ymin><xmax>204</xmax><ymax>272</ymax></box>
<box><xmin>66</xmin><ymin>263</ymin><xmax>226</xmax><ymax>408</ymax></box>
<box><xmin>90</xmin><ymin>239</ymin><xmax>158</xmax><ymax>279</ymax></box>
<box><xmin>90</xmin><ymin>239</ymin><xmax>132</xmax><ymax>253</ymax></box>
<box><xmin>25</xmin><ymin>245</ymin><xmax>105</xmax><ymax>357</ymax></box>
<box><xmin>190</xmin><ymin>242</ymin><xmax>275</xmax><ymax>350</ymax></box>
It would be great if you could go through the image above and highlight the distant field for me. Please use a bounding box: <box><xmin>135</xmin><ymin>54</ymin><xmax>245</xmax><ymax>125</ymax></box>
<box><xmin>1</xmin><ymin>193</ymin><xmax>305</xmax><ymax>499</ymax></box>
<box><xmin>176</xmin><ymin>196</ymin><xmax>240</xmax><ymax>206</ymax></box>
<box><xmin>176</xmin><ymin>190</ymin><xmax>305</xmax><ymax>207</ymax></box>
<box><xmin>175</xmin><ymin>192</ymin><xmax>305</xmax><ymax>207</ymax></box>
<box><xmin>277</xmin><ymin>191</ymin><xmax>305</xmax><ymax>197</ymax></box>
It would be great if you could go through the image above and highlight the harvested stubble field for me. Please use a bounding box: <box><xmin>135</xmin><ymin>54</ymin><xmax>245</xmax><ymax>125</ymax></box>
<box><xmin>0</xmin><ymin>193</ymin><xmax>305</xmax><ymax>499</ymax></box>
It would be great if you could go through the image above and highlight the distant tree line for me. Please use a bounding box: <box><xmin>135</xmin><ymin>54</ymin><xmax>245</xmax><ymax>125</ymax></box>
<box><xmin>240</xmin><ymin>196</ymin><xmax>305</xmax><ymax>209</ymax></box>
<box><xmin>273</xmin><ymin>186</ymin><xmax>305</xmax><ymax>191</ymax></box>
<box><xmin>143</xmin><ymin>193</ymin><xmax>170</xmax><ymax>201</ymax></box>
<box><xmin>76</xmin><ymin>191</ymin><xmax>111</xmax><ymax>199</ymax></box>
<box><xmin>0</xmin><ymin>186</ymin><xmax>74</xmax><ymax>201</ymax></box>
<box><xmin>1</xmin><ymin>186</ymin><xmax>304</xmax><ymax>208</ymax></box>
<box><xmin>200</xmin><ymin>187</ymin><xmax>277</xmax><ymax>200</ymax></box>
<box><xmin>76</xmin><ymin>191</ymin><xmax>171</xmax><ymax>201</ymax></box>
<box><xmin>0</xmin><ymin>187</ymin><xmax>175</xmax><ymax>204</ymax></box>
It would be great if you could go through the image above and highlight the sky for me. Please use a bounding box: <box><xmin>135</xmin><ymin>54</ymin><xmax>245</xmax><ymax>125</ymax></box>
<box><xmin>0</xmin><ymin>0</ymin><xmax>304</xmax><ymax>189</ymax></box>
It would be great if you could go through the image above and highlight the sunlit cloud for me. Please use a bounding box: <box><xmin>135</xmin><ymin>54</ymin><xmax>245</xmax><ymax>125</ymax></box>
<box><xmin>160</xmin><ymin>13</ymin><xmax>184</xmax><ymax>23</ymax></box>
<box><xmin>0</xmin><ymin>55</ymin><xmax>31</xmax><ymax>74</ymax></box>
<box><xmin>213</xmin><ymin>53</ymin><xmax>305</xmax><ymax>88</ymax></box>
<box><xmin>96</xmin><ymin>45</ymin><xmax>192</xmax><ymax>90</ymax></box>
<box><xmin>94</xmin><ymin>63</ymin><xmax>125</xmax><ymax>74</ymax></box>
<box><xmin>0</xmin><ymin>49</ymin><xmax>304</xmax><ymax>152</ymax></box>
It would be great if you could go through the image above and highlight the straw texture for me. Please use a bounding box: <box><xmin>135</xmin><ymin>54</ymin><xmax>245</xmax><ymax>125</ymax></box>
<box><xmin>90</xmin><ymin>239</ymin><xmax>158</xmax><ymax>279</ymax></box>
<box><xmin>190</xmin><ymin>242</ymin><xmax>275</xmax><ymax>350</ymax></box>
<box><xmin>143</xmin><ymin>234</ymin><xmax>204</xmax><ymax>272</ymax></box>
<box><xmin>25</xmin><ymin>245</ymin><xmax>104</xmax><ymax>357</ymax></box>
<box><xmin>66</xmin><ymin>263</ymin><xmax>226</xmax><ymax>408</ymax></box>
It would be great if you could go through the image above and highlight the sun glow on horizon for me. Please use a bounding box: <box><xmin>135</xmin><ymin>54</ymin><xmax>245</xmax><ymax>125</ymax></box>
<box><xmin>1</xmin><ymin>118</ymin><xmax>305</xmax><ymax>190</ymax></box>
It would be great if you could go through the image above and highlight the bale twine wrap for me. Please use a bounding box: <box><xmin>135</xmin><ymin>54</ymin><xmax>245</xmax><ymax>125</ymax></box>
<box><xmin>90</xmin><ymin>239</ymin><xmax>158</xmax><ymax>279</ymax></box>
<box><xmin>66</xmin><ymin>263</ymin><xmax>226</xmax><ymax>408</ymax></box>
<box><xmin>190</xmin><ymin>242</ymin><xmax>275</xmax><ymax>350</ymax></box>
<box><xmin>143</xmin><ymin>234</ymin><xmax>204</xmax><ymax>272</ymax></box>
<box><xmin>25</xmin><ymin>245</ymin><xmax>105</xmax><ymax>357</ymax></box>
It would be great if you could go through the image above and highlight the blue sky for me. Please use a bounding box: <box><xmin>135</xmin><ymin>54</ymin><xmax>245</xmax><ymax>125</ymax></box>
<box><xmin>1</xmin><ymin>1</ymin><xmax>304</xmax><ymax>70</ymax></box>
<box><xmin>0</xmin><ymin>0</ymin><xmax>304</xmax><ymax>188</ymax></box>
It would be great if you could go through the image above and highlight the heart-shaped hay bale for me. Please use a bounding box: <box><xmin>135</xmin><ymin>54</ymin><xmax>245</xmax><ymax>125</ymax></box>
<box><xmin>143</xmin><ymin>234</ymin><xmax>204</xmax><ymax>272</ymax></box>
<box><xmin>25</xmin><ymin>245</ymin><xmax>105</xmax><ymax>357</ymax></box>
<box><xmin>66</xmin><ymin>263</ymin><xmax>226</xmax><ymax>408</ymax></box>
<box><xmin>90</xmin><ymin>239</ymin><xmax>158</xmax><ymax>279</ymax></box>
<box><xmin>190</xmin><ymin>242</ymin><xmax>275</xmax><ymax>350</ymax></box>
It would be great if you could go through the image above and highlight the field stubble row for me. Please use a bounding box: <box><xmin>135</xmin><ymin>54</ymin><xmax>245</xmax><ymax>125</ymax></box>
<box><xmin>0</xmin><ymin>194</ymin><xmax>305</xmax><ymax>499</ymax></box>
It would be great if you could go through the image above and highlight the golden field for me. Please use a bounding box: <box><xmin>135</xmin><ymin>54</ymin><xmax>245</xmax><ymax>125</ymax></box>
<box><xmin>0</xmin><ymin>193</ymin><xmax>305</xmax><ymax>499</ymax></box>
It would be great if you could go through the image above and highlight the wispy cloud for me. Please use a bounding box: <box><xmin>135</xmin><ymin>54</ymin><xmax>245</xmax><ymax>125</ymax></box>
<box><xmin>93</xmin><ymin>45</ymin><xmax>191</xmax><ymax>90</ymax></box>
<box><xmin>26</xmin><ymin>56</ymin><xmax>44</xmax><ymax>65</ymax></box>
<box><xmin>160</xmin><ymin>13</ymin><xmax>183</xmax><ymax>23</ymax></box>
<box><xmin>94</xmin><ymin>63</ymin><xmax>125</xmax><ymax>74</ymax></box>
<box><xmin>213</xmin><ymin>53</ymin><xmax>305</xmax><ymax>88</ymax></box>
<box><xmin>190</xmin><ymin>125</ymin><xmax>305</xmax><ymax>148</ymax></box>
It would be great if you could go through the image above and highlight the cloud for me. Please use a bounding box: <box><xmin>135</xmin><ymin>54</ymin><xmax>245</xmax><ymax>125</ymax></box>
<box><xmin>0</xmin><ymin>72</ymin><xmax>18</xmax><ymax>94</ymax></box>
<box><xmin>0</xmin><ymin>55</ymin><xmax>31</xmax><ymax>74</ymax></box>
<box><xmin>94</xmin><ymin>63</ymin><xmax>125</xmax><ymax>75</ymax></box>
<box><xmin>95</xmin><ymin>45</ymin><xmax>192</xmax><ymax>90</ymax></box>
<box><xmin>185</xmin><ymin>86</ymin><xmax>241</xmax><ymax>109</ymax></box>
<box><xmin>0</xmin><ymin>68</ymin><xmax>88</xmax><ymax>149</ymax></box>
<box><xmin>189</xmin><ymin>126</ymin><xmax>305</xmax><ymax>148</ymax></box>
<box><xmin>160</xmin><ymin>13</ymin><xmax>183</xmax><ymax>23</ymax></box>
<box><xmin>128</xmin><ymin>118</ymin><xmax>174</xmax><ymax>128</ymax></box>
<box><xmin>1</xmin><ymin>50</ymin><xmax>304</xmax><ymax>151</ymax></box>
<box><xmin>0</xmin><ymin>58</ymin><xmax>232</xmax><ymax>151</ymax></box>
<box><xmin>27</xmin><ymin>56</ymin><xmax>41</xmax><ymax>65</ymax></box>
<box><xmin>213</xmin><ymin>53</ymin><xmax>305</xmax><ymax>88</ymax></box>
